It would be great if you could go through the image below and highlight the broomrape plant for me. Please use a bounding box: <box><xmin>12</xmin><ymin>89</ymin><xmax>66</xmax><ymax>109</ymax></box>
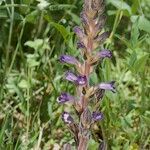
<box><xmin>58</xmin><ymin>0</ymin><xmax>116</xmax><ymax>149</ymax></box>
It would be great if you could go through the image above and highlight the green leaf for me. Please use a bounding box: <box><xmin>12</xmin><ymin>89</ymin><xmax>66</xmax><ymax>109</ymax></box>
<box><xmin>138</xmin><ymin>16</ymin><xmax>150</xmax><ymax>33</ymax></box>
<box><xmin>130</xmin><ymin>20</ymin><xmax>140</xmax><ymax>48</ymax></box>
<box><xmin>26</xmin><ymin>54</ymin><xmax>40</xmax><ymax>68</ymax></box>
<box><xmin>128</xmin><ymin>51</ymin><xmax>137</xmax><ymax>70</ymax></box>
<box><xmin>133</xmin><ymin>55</ymin><xmax>149</xmax><ymax>73</ymax></box>
<box><xmin>18</xmin><ymin>79</ymin><xmax>29</xmax><ymax>89</ymax></box>
<box><xmin>90</xmin><ymin>72</ymin><xmax>98</xmax><ymax>84</ymax></box>
<box><xmin>37</xmin><ymin>0</ymin><xmax>49</xmax><ymax>10</ymax></box>
<box><xmin>50</xmin><ymin>22</ymin><xmax>70</xmax><ymax>40</ymax></box>
<box><xmin>26</xmin><ymin>10</ymin><xmax>39</xmax><ymax>24</ymax></box>
<box><xmin>25</xmin><ymin>38</ymin><xmax>50</xmax><ymax>55</ymax></box>
<box><xmin>108</xmin><ymin>0</ymin><xmax>131</xmax><ymax>15</ymax></box>
<box><xmin>0</xmin><ymin>0</ymin><xmax>4</xmax><ymax>5</ymax></box>
<box><xmin>131</xmin><ymin>15</ymin><xmax>150</xmax><ymax>33</ymax></box>
<box><xmin>0</xmin><ymin>9</ymin><xmax>7</xmax><ymax>18</ymax></box>
<box><xmin>49</xmin><ymin>4</ymin><xmax>75</xmax><ymax>11</ymax></box>
<box><xmin>88</xmin><ymin>139</ymin><xmax>99</xmax><ymax>150</ymax></box>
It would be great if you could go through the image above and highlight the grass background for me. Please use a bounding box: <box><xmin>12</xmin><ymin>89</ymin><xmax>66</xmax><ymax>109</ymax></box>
<box><xmin>0</xmin><ymin>0</ymin><xmax>149</xmax><ymax>149</ymax></box>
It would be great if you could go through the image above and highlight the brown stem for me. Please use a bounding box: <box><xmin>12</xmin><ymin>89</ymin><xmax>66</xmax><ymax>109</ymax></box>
<box><xmin>78</xmin><ymin>135</ymin><xmax>89</xmax><ymax>150</ymax></box>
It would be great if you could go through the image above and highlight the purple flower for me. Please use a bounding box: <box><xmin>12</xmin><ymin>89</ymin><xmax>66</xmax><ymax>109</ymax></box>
<box><xmin>80</xmin><ymin>12</ymin><xmax>89</xmax><ymax>27</ymax></box>
<box><xmin>77</xmin><ymin>75</ymin><xmax>87</xmax><ymax>85</ymax></box>
<box><xmin>62</xmin><ymin>112</ymin><xmax>74</xmax><ymax>124</ymax></box>
<box><xmin>98</xmin><ymin>81</ymin><xmax>116</xmax><ymax>93</ymax></box>
<box><xmin>59</xmin><ymin>55</ymin><xmax>78</xmax><ymax>65</ymax></box>
<box><xmin>73</xmin><ymin>26</ymin><xmax>84</xmax><ymax>38</ymax></box>
<box><xmin>65</xmin><ymin>71</ymin><xmax>78</xmax><ymax>83</ymax></box>
<box><xmin>92</xmin><ymin>112</ymin><xmax>103</xmax><ymax>121</ymax></box>
<box><xmin>57</xmin><ymin>93</ymin><xmax>74</xmax><ymax>104</ymax></box>
<box><xmin>98</xmin><ymin>49</ymin><xmax>112</xmax><ymax>58</ymax></box>
<box><xmin>65</xmin><ymin>71</ymin><xmax>87</xmax><ymax>85</ymax></box>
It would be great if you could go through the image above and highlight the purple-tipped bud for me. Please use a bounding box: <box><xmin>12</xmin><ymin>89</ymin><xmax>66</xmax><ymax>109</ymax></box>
<box><xmin>99</xmin><ymin>49</ymin><xmax>112</xmax><ymax>58</ymax></box>
<box><xmin>98</xmin><ymin>81</ymin><xmax>116</xmax><ymax>93</ymax></box>
<box><xmin>57</xmin><ymin>93</ymin><xmax>74</xmax><ymax>104</ymax></box>
<box><xmin>95</xmin><ymin>31</ymin><xmax>110</xmax><ymax>43</ymax></box>
<box><xmin>92</xmin><ymin>112</ymin><xmax>103</xmax><ymax>121</ymax></box>
<box><xmin>62</xmin><ymin>112</ymin><xmax>74</xmax><ymax>124</ymax></box>
<box><xmin>59</xmin><ymin>55</ymin><xmax>78</xmax><ymax>65</ymax></box>
<box><xmin>76</xmin><ymin>75</ymin><xmax>87</xmax><ymax>85</ymax></box>
<box><xmin>77</xmin><ymin>41</ymin><xmax>85</xmax><ymax>49</ymax></box>
<box><xmin>65</xmin><ymin>71</ymin><xmax>87</xmax><ymax>85</ymax></box>
<box><xmin>81</xmin><ymin>108</ymin><xmax>92</xmax><ymax>129</ymax></box>
<box><xmin>80</xmin><ymin>12</ymin><xmax>89</xmax><ymax>27</ymax></box>
<box><xmin>73</xmin><ymin>26</ymin><xmax>84</xmax><ymax>38</ymax></box>
<box><xmin>65</xmin><ymin>71</ymin><xmax>78</xmax><ymax>82</ymax></box>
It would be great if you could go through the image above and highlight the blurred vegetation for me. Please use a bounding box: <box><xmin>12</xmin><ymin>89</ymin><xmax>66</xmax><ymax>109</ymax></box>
<box><xmin>0</xmin><ymin>0</ymin><xmax>149</xmax><ymax>149</ymax></box>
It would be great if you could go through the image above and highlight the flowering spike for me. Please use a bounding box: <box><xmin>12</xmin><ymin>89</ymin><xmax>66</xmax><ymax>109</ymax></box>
<box><xmin>98</xmin><ymin>49</ymin><xmax>113</xmax><ymax>58</ymax></box>
<box><xmin>58</xmin><ymin>0</ymin><xmax>117</xmax><ymax>148</ymax></box>
<box><xmin>59</xmin><ymin>55</ymin><xmax>78</xmax><ymax>65</ymax></box>
<box><xmin>62</xmin><ymin>112</ymin><xmax>74</xmax><ymax>124</ymax></box>
<box><xmin>98</xmin><ymin>81</ymin><xmax>116</xmax><ymax>93</ymax></box>
<box><xmin>92</xmin><ymin>112</ymin><xmax>103</xmax><ymax>121</ymax></box>
<box><xmin>57</xmin><ymin>93</ymin><xmax>74</xmax><ymax>104</ymax></box>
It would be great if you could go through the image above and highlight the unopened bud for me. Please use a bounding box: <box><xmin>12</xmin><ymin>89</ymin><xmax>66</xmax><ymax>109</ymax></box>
<box><xmin>81</xmin><ymin>108</ymin><xmax>92</xmax><ymax>129</ymax></box>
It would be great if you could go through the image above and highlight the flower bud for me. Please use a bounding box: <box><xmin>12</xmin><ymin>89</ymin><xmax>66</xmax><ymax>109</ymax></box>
<box><xmin>62</xmin><ymin>112</ymin><xmax>74</xmax><ymax>124</ymax></box>
<box><xmin>76</xmin><ymin>75</ymin><xmax>87</xmax><ymax>85</ymax></box>
<box><xmin>73</xmin><ymin>26</ymin><xmax>85</xmax><ymax>39</ymax></box>
<box><xmin>77</xmin><ymin>41</ymin><xmax>85</xmax><ymax>49</ymax></box>
<box><xmin>98</xmin><ymin>81</ymin><xmax>116</xmax><ymax>93</ymax></box>
<box><xmin>65</xmin><ymin>71</ymin><xmax>78</xmax><ymax>83</ymax></box>
<box><xmin>65</xmin><ymin>71</ymin><xmax>87</xmax><ymax>86</ymax></box>
<box><xmin>59</xmin><ymin>55</ymin><xmax>78</xmax><ymax>65</ymax></box>
<box><xmin>81</xmin><ymin>108</ymin><xmax>92</xmax><ymax>129</ymax></box>
<box><xmin>92</xmin><ymin>112</ymin><xmax>103</xmax><ymax>121</ymax></box>
<box><xmin>98</xmin><ymin>49</ymin><xmax>112</xmax><ymax>58</ymax></box>
<box><xmin>95</xmin><ymin>31</ymin><xmax>110</xmax><ymax>44</ymax></box>
<box><xmin>57</xmin><ymin>93</ymin><xmax>74</xmax><ymax>104</ymax></box>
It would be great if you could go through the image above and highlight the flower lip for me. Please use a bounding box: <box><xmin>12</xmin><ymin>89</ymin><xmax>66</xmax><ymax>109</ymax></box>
<box><xmin>59</xmin><ymin>55</ymin><xmax>77</xmax><ymax>65</ymax></box>
<box><xmin>62</xmin><ymin>112</ymin><xmax>74</xmax><ymax>124</ymax></box>
<box><xmin>76</xmin><ymin>75</ymin><xmax>87</xmax><ymax>85</ymax></box>
<box><xmin>98</xmin><ymin>81</ymin><xmax>116</xmax><ymax>93</ymax></box>
<box><xmin>57</xmin><ymin>93</ymin><xmax>73</xmax><ymax>104</ymax></box>
<box><xmin>99</xmin><ymin>49</ymin><xmax>113</xmax><ymax>58</ymax></box>
<box><xmin>92</xmin><ymin>112</ymin><xmax>103</xmax><ymax>121</ymax></box>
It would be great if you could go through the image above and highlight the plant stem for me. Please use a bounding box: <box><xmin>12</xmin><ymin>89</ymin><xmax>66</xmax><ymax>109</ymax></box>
<box><xmin>8</xmin><ymin>19</ymin><xmax>26</xmax><ymax>75</ymax></box>
<box><xmin>5</xmin><ymin>0</ymin><xmax>14</xmax><ymax>75</ymax></box>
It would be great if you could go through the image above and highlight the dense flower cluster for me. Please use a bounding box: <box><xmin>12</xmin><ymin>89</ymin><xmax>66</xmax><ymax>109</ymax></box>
<box><xmin>58</xmin><ymin>0</ymin><xmax>116</xmax><ymax>149</ymax></box>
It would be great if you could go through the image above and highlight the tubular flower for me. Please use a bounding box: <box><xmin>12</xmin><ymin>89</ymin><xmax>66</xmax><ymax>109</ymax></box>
<box><xmin>92</xmin><ymin>112</ymin><xmax>103</xmax><ymax>121</ymax></box>
<box><xmin>59</xmin><ymin>55</ymin><xmax>78</xmax><ymax>65</ymax></box>
<box><xmin>65</xmin><ymin>71</ymin><xmax>78</xmax><ymax>82</ymax></box>
<box><xmin>65</xmin><ymin>71</ymin><xmax>87</xmax><ymax>85</ymax></box>
<box><xmin>98</xmin><ymin>81</ymin><xmax>116</xmax><ymax>93</ymax></box>
<box><xmin>73</xmin><ymin>26</ymin><xmax>85</xmax><ymax>39</ymax></box>
<box><xmin>98</xmin><ymin>49</ymin><xmax>113</xmax><ymax>59</ymax></box>
<box><xmin>57</xmin><ymin>93</ymin><xmax>74</xmax><ymax>104</ymax></box>
<box><xmin>62</xmin><ymin>112</ymin><xmax>74</xmax><ymax>124</ymax></box>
